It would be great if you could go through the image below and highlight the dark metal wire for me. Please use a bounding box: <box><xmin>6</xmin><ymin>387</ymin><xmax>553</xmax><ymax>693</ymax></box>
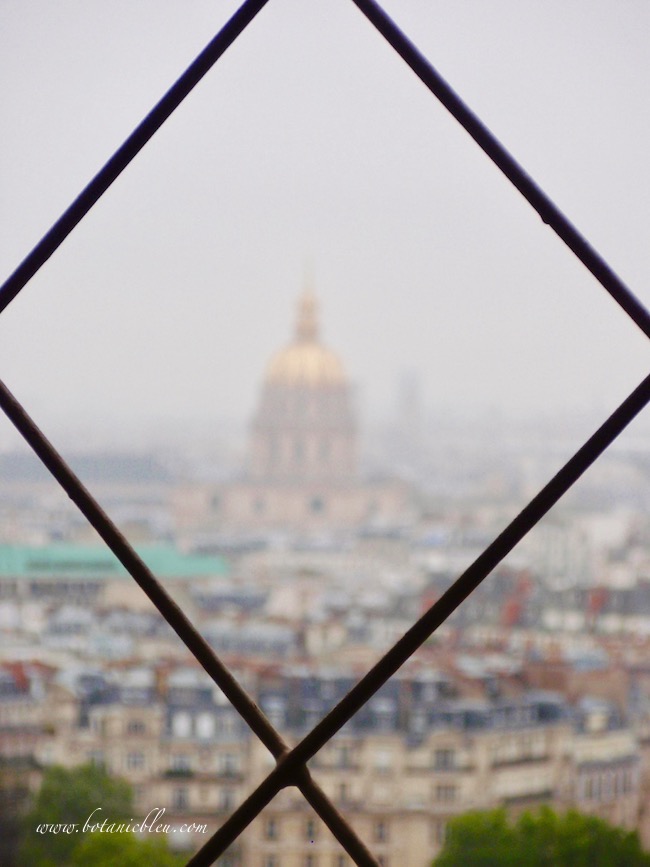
<box><xmin>0</xmin><ymin>378</ymin><xmax>380</xmax><ymax>867</ymax></box>
<box><xmin>187</xmin><ymin>369</ymin><xmax>650</xmax><ymax>864</ymax></box>
<box><xmin>2</xmin><ymin>0</ymin><xmax>650</xmax><ymax>865</ymax></box>
<box><xmin>0</xmin><ymin>0</ymin><xmax>271</xmax><ymax>316</ymax></box>
<box><xmin>350</xmin><ymin>0</ymin><xmax>650</xmax><ymax>340</ymax></box>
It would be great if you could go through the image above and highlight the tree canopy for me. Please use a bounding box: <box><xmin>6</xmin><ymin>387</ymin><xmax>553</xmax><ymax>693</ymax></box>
<box><xmin>434</xmin><ymin>807</ymin><xmax>650</xmax><ymax>867</ymax></box>
<box><xmin>16</xmin><ymin>763</ymin><xmax>183</xmax><ymax>867</ymax></box>
<box><xmin>69</xmin><ymin>832</ymin><xmax>186</xmax><ymax>867</ymax></box>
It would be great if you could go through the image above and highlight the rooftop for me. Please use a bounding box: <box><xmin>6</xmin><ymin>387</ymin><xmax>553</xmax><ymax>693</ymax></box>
<box><xmin>0</xmin><ymin>543</ymin><xmax>228</xmax><ymax>580</ymax></box>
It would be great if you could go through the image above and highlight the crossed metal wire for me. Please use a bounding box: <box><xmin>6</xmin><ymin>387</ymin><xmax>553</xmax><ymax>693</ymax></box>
<box><xmin>2</xmin><ymin>1</ymin><xmax>650</xmax><ymax>865</ymax></box>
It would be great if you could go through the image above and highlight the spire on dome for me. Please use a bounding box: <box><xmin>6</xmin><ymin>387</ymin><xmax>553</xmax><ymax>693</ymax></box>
<box><xmin>265</xmin><ymin>284</ymin><xmax>345</xmax><ymax>385</ymax></box>
<box><xmin>295</xmin><ymin>287</ymin><xmax>319</xmax><ymax>343</ymax></box>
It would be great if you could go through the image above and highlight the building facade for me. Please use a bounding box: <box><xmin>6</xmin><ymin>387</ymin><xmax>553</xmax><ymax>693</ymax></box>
<box><xmin>6</xmin><ymin>660</ymin><xmax>643</xmax><ymax>867</ymax></box>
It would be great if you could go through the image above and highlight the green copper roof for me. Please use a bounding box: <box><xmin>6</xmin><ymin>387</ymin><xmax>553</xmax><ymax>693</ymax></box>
<box><xmin>0</xmin><ymin>544</ymin><xmax>228</xmax><ymax>580</ymax></box>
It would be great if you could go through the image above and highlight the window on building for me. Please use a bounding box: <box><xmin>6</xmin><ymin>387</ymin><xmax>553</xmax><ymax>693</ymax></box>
<box><xmin>434</xmin><ymin>748</ymin><xmax>455</xmax><ymax>770</ymax></box>
<box><xmin>170</xmin><ymin>753</ymin><xmax>192</xmax><ymax>773</ymax></box>
<box><xmin>623</xmin><ymin>768</ymin><xmax>633</xmax><ymax>794</ymax></box>
<box><xmin>374</xmin><ymin>749</ymin><xmax>393</xmax><ymax>775</ymax></box>
<box><xmin>126</xmin><ymin>751</ymin><xmax>144</xmax><ymax>771</ymax></box>
<box><xmin>172</xmin><ymin>787</ymin><xmax>189</xmax><ymax>810</ymax></box>
<box><xmin>373</xmin><ymin>698</ymin><xmax>395</xmax><ymax>731</ymax></box>
<box><xmin>92</xmin><ymin>717</ymin><xmax>107</xmax><ymax>735</ymax></box>
<box><xmin>336</xmin><ymin>745</ymin><xmax>352</xmax><ymax>768</ymax></box>
<box><xmin>219</xmin><ymin>752</ymin><xmax>240</xmax><ymax>776</ymax></box>
<box><xmin>265</xmin><ymin>817</ymin><xmax>278</xmax><ymax>840</ymax></box>
<box><xmin>374</xmin><ymin>820</ymin><xmax>389</xmax><ymax>843</ymax></box>
<box><xmin>435</xmin><ymin>784</ymin><xmax>456</xmax><ymax>802</ymax></box>
<box><xmin>220</xmin><ymin>788</ymin><xmax>235</xmax><ymax>811</ymax></box>
<box><xmin>196</xmin><ymin>711</ymin><xmax>215</xmax><ymax>739</ymax></box>
<box><xmin>614</xmin><ymin>770</ymin><xmax>622</xmax><ymax>797</ymax></box>
<box><xmin>411</xmin><ymin>710</ymin><xmax>427</xmax><ymax>733</ymax></box>
<box><xmin>171</xmin><ymin>710</ymin><xmax>192</xmax><ymax>738</ymax></box>
<box><xmin>217</xmin><ymin>713</ymin><xmax>238</xmax><ymax>736</ymax></box>
<box><xmin>126</xmin><ymin>719</ymin><xmax>145</xmax><ymax>735</ymax></box>
<box><xmin>603</xmin><ymin>771</ymin><xmax>613</xmax><ymax>801</ymax></box>
<box><xmin>593</xmin><ymin>776</ymin><xmax>602</xmax><ymax>801</ymax></box>
<box><xmin>305</xmin><ymin>818</ymin><xmax>317</xmax><ymax>841</ymax></box>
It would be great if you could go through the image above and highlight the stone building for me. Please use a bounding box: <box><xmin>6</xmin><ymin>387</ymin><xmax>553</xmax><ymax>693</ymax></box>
<box><xmin>249</xmin><ymin>289</ymin><xmax>356</xmax><ymax>487</ymax></box>
<box><xmin>19</xmin><ymin>661</ymin><xmax>642</xmax><ymax>867</ymax></box>
<box><xmin>176</xmin><ymin>288</ymin><xmax>411</xmax><ymax>536</ymax></box>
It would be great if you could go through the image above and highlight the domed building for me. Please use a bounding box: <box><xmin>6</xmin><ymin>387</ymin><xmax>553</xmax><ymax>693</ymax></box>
<box><xmin>248</xmin><ymin>290</ymin><xmax>357</xmax><ymax>485</ymax></box>
<box><xmin>175</xmin><ymin>287</ymin><xmax>411</xmax><ymax>535</ymax></box>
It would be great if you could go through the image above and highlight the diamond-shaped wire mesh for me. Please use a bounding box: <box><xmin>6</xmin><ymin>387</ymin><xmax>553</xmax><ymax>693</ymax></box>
<box><xmin>2</xmin><ymin>1</ymin><xmax>650</xmax><ymax>865</ymax></box>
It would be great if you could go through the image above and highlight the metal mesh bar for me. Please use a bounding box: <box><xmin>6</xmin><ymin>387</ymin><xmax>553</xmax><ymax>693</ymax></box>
<box><xmin>0</xmin><ymin>0</ymin><xmax>270</xmax><ymax>316</ymax></box>
<box><xmin>349</xmin><ymin>0</ymin><xmax>650</xmax><ymax>339</ymax></box>
<box><xmin>0</xmin><ymin>379</ymin><xmax>379</xmax><ymax>867</ymax></box>
<box><xmin>1</xmin><ymin>1</ymin><xmax>649</xmax><ymax>865</ymax></box>
<box><xmin>187</xmin><ymin>370</ymin><xmax>650</xmax><ymax>865</ymax></box>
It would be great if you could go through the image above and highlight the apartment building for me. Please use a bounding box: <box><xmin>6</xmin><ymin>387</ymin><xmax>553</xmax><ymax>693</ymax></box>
<box><xmin>2</xmin><ymin>660</ymin><xmax>633</xmax><ymax>866</ymax></box>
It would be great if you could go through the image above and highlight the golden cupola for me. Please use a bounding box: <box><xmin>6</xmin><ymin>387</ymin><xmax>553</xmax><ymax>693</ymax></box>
<box><xmin>265</xmin><ymin>290</ymin><xmax>347</xmax><ymax>386</ymax></box>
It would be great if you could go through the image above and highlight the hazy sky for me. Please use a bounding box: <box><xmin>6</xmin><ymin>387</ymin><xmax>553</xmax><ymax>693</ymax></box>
<box><xmin>2</xmin><ymin>0</ymin><xmax>650</xmax><ymax>451</ymax></box>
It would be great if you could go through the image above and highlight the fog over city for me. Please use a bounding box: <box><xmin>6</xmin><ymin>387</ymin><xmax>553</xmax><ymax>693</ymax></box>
<box><xmin>6</xmin><ymin>8</ymin><xmax>650</xmax><ymax>864</ymax></box>
<box><xmin>2</xmin><ymin>0</ymin><xmax>650</xmax><ymax>452</ymax></box>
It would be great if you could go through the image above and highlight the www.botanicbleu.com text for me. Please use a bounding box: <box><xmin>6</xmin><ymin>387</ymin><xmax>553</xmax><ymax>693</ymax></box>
<box><xmin>35</xmin><ymin>807</ymin><xmax>208</xmax><ymax>836</ymax></box>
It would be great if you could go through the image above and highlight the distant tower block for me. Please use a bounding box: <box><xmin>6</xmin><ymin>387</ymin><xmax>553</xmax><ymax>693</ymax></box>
<box><xmin>249</xmin><ymin>289</ymin><xmax>357</xmax><ymax>483</ymax></box>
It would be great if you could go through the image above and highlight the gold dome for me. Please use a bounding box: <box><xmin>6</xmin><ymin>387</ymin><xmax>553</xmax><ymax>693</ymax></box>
<box><xmin>265</xmin><ymin>290</ymin><xmax>347</xmax><ymax>386</ymax></box>
<box><xmin>266</xmin><ymin>342</ymin><xmax>346</xmax><ymax>385</ymax></box>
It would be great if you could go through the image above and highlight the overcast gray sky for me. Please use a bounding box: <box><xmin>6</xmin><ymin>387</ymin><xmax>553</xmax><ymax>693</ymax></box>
<box><xmin>1</xmin><ymin>0</ymin><xmax>650</xmax><ymax>450</ymax></box>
